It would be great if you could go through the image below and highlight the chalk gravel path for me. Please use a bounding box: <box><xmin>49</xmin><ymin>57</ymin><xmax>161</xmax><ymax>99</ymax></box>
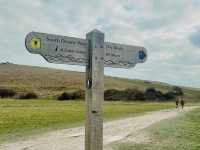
<box><xmin>0</xmin><ymin>107</ymin><xmax>197</xmax><ymax>150</ymax></box>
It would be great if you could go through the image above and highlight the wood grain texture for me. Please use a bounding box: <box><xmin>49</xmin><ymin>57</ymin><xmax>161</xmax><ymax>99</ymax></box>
<box><xmin>85</xmin><ymin>29</ymin><xmax>104</xmax><ymax>150</ymax></box>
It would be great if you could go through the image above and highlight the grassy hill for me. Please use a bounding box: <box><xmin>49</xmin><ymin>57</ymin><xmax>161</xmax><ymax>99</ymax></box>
<box><xmin>0</xmin><ymin>63</ymin><xmax>199</xmax><ymax>101</ymax></box>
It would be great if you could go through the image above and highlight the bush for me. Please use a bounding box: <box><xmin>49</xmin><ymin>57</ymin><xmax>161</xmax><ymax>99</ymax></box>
<box><xmin>104</xmin><ymin>88</ymin><xmax>146</xmax><ymax>101</ymax></box>
<box><xmin>134</xmin><ymin>91</ymin><xmax>146</xmax><ymax>100</ymax></box>
<box><xmin>58</xmin><ymin>92</ymin><xmax>71</xmax><ymax>100</ymax></box>
<box><xmin>123</xmin><ymin>89</ymin><xmax>136</xmax><ymax>100</ymax></box>
<box><xmin>145</xmin><ymin>87</ymin><xmax>158</xmax><ymax>100</ymax></box>
<box><xmin>144</xmin><ymin>87</ymin><xmax>170</xmax><ymax>101</ymax></box>
<box><xmin>71</xmin><ymin>90</ymin><xmax>85</xmax><ymax>99</ymax></box>
<box><xmin>18</xmin><ymin>92</ymin><xmax>38</xmax><ymax>99</ymax></box>
<box><xmin>123</xmin><ymin>89</ymin><xmax>145</xmax><ymax>101</ymax></box>
<box><xmin>104</xmin><ymin>89</ymin><xmax>125</xmax><ymax>101</ymax></box>
<box><xmin>173</xmin><ymin>86</ymin><xmax>184</xmax><ymax>96</ymax></box>
<box><xmin>58</xmin><ymin>90</ymin><xmax>85</xmax><ymax>101</ymax></box>
<box><xmin>0</xmin><ymin>88</ymin><xmax>16</xmax><ymax>98</ymax></box>
<box><xmin>155</xmin><ymin>91</ymin><xmax>167</xmax><ymax>101</ymax></box>
<box><xmin>164</xmin><ymin>91</ymin><xmax>177</xmax><ymax>100</ymax></box>
<box><xmin>146</xmin><ymin>87</ymin><xmax>157</xmax><ymax>93</ymax></box>
<box><xmin>56</xmin><ymin>87</ymin><xmax>181</xmax><ymax>102</ymax></box>
<box><xmin>104</xmin><ymin>87</ymin><xmax>181</xmax><ymax>102</ymax></box>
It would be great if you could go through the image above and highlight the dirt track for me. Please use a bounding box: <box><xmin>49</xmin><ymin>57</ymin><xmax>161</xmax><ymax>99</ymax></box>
<box><xmin>0</xmin><ymin>107</ymin><xmax>197</xmax><ymax>150</ymax></box>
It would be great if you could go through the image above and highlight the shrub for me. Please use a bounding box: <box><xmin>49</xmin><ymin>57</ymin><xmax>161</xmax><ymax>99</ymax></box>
<box><xmin>62</xmin><ymin>87</ymin><xmax>181</xmax><ymax>102</ymax></box>
<box><xmin>144</xmin><ymin>87</ymin><xmax>169</xmax><ymax>101</ymax></box>
<box><xmin>58</xmin><ymin>90</ymin><xmax>85</xmax><ymax>101</ymax></box>
<box><xmin>18</xmin><ymin>92</ymin><xmax>38</xmax><ymax>99</ymax></box>
<box><xmin>155</xmin><ymin>91</ymin><xmax>167</xmax><ymax>101</ymax></box>
<box><xmin>58</xmin><ymin>92</ymin><xmax>71</xmax><ymax>100</ymax></box>
<box><xmin>146</xmin><ymin>87</ymin><xmax>157</xmax><ymax>93</ymax></box>
<box><xmin>104</xmin><ymin>88</ymin><xmax>146</xmax><ymax>101</ymax></box>
<box><xmin>71</xmin><ymin>90</ymin><xmax>85</xmax><ymax>99</ymax></box>
<box><xmin>0</xmin><ymin>88</ymin><xmax>16</xmax><ymax>98</ymax></box>
<box><xmin>173</xmin><ymin>86</ymin><xmax>184</xmax><ymax>96</ymax></box>
<box><xmin>104</xmin><ymin>87</ymin><xmax>183</xmax><ymax>101</ymax></box>
<box><xmin>134</xmin><ymin>91</ymin><xmax>146</xmax><ymax>100</ymax></box>
<box><xmin>164</xmin><ymin>91</ymin><xmax>176</xmax><ymax>100</ymax></box>
<box><xmin>123</xmin><ymin>88</ymin><xmax>143</xmax><ymax>101</ymax></box>
<box><xmin>123</xmin><ymin>88</ymin><xmax>135</xmax><ymax>100</ymax></box>
<box><xmin>145</xmin><ymin>87</ymin><xmax>158</xmax><ymax>100</ymax></box>
<box><xmin>104</xmin><ymin>89</ymin><xmax>125</xmax><ymax>101</ymax></box>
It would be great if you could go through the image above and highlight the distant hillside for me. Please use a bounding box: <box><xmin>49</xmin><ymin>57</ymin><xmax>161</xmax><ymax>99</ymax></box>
<box><xmin>0</xmin><ymin>64</ymin><xmax>199</xmax><ymax>101</ymax></box>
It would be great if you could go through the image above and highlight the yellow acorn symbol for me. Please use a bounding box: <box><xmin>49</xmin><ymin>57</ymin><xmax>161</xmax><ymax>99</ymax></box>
<box><xmin>30</xmin><ymin>37</ymin><xmax>41</xmax><ymax>49</ymax></box>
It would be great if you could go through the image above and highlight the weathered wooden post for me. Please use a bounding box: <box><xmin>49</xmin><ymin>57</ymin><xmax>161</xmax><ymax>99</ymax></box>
<box><xmin>85</xmin><ymin>30</ymin><xmax>104</xmax><ymax>150</ymax></box>
<box><xmin>25</xmin><ymin>29</ymin><xmax>147</xmax><ymax>150</ymax></box>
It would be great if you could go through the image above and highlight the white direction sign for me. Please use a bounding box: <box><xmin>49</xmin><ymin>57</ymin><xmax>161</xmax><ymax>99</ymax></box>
<box><xmin>25</xmin><ymin>32</ymin><xmax>147</xmax><ymax>68</ymax></box>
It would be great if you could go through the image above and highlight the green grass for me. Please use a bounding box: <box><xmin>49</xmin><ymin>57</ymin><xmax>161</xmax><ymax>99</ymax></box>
<box><xmin>116</xmin><ymin>107</ymin><xmax>200</xmax><ymax>150</ymax></box>
<box><xmin>0</xmin><ymin>99</ymin><xmax>174</xmax><ymax>143</ymax></box>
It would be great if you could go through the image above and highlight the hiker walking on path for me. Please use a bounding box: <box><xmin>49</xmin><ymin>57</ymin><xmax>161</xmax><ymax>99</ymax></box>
<box><xmin>175</xmin><ymin>98</ymin><xmax>179</xmax><ymax>109</ymax></box>
<box><xmin>180</xmin><ymin>97</ymin><xmax>185</xmax><ymax>109</ymax></box>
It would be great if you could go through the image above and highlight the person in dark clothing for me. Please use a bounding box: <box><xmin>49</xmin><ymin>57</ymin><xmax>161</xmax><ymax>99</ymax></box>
<box><xmin>180</xmin><ymin>97</ymin><xmax>185</xmax><ymax>109</ymax></box>
<box><xmin>175</xmin><ymin>98</ymin><xmax>179</xmax><ymax>109</ymax></box>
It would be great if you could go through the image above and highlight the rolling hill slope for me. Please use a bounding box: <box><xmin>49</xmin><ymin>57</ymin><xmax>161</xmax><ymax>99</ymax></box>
<box><xmin>0</xmin><ymin>63</ymin><xmax>199</xmax><ymax>101</ymax></box>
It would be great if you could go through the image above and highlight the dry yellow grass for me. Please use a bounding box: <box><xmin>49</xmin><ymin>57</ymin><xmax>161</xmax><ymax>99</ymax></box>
<box><xmin>0</xmin><ymin>63</ymin><xmax>199</xmax><ymax>101</ymax></box>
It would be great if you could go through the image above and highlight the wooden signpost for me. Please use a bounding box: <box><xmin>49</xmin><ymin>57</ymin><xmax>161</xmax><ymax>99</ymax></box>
<box><xmin>25</xmin><ymin>29</ymin><xmax>147</xmax><ymax>150</ymax></box>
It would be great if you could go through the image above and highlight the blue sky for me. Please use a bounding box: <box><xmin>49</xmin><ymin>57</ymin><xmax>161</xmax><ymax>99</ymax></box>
<box><xmin>0</xmin><ymin>0</ymin><xmax>200</xmax><ymax>88</ymax></box>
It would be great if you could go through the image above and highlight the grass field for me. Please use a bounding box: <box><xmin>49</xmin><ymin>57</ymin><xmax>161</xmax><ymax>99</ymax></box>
<box><xmin>0</xmin><ymin>64</ymin><xmax>199</xmax><ymax>145</ymax></box>
<box><xmin>0</xmin><ymin>99</ymin><xmax>174</xmax><ymax>143</ymax></box>
<box><xmin>116</xmin><ymin>107</ymin><xmax>200</xmax><ymax>150</ymax></box>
